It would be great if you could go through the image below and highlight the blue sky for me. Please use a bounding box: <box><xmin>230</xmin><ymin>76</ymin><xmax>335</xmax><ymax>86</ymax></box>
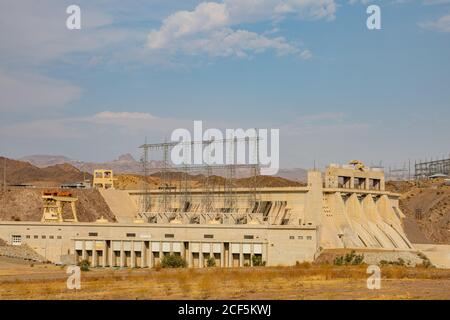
<box><xmin>0</xmin><ymin>0</ymin><xmax>449</xmax><ymax>169</ymax></box>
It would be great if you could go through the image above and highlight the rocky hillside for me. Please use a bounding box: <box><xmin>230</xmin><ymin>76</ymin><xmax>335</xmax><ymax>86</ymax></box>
<box><xmin>387</xmin><ymin>180</ymin><xmax>450</xmax><ymax>244</ymax></box>
<box><xmin>0</xmin><ymin>240</ymin><xmax>46</xmax><ymax>262</ymax></box>
<box><xmin>0</xmin><ymin>188</ymin><xmax>116</xmax><ymax>222</ymax></box>
<box><xmin>0</xmin><ymin>156</ymin><xmax>91</xmax><ymax>187</ymax></box>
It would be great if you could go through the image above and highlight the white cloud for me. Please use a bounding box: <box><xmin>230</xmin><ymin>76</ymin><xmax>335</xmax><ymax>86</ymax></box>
<box><xmin>148</xmin><ymin>2</ymin><xmax>230</xmax><ymax>49</ymax></box>
<box><xmin>419</xmin><ymin>14</ymin><xmax>450</xmax><ymax>32</ymax></box>
<box><xmin>91</xmin><ymin>111</ymin><xmax>157</xmax><ymax>121</ymax></box>
<box><xmin>177</xmin><ymin>28</ymin><xmax>311</xmax><ymax>58</ymax></box>
<box><xmin>82</xmin><ymin>111</ymin><xmax>194</xmax><ymax>134</ymax></box>
<box><xmin>147</xmin><ymin>0</ymin><xmax>336</xmax><ymax>59</ymax></box>
<box><xmin>87</xmin><ymin>111</ymin><xmax>158</xmax><ymax>127</ymax></box>
<box><xmin>0</xmin><ymin>70</ymin><xmax>82</xmax><ymax>111</ymax></box>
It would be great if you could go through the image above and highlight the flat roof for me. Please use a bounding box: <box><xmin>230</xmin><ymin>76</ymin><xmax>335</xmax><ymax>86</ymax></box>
<box><xmin>0</xmin><ymin>221</ymin><xmax>317</xmax><ymax>230</ymax></box>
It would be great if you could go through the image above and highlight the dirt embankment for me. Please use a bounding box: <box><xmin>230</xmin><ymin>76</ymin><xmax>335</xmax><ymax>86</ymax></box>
<box><xmin>115</xmin><ymin>173</ymin><xmax>304</xmax><ymax>190</ymax></box>
<box><xmin>401</xmin><ymin>186</ymin><xmax>450</xmax><ymax>244</ymax></box>
<box><xmin>0</xmin><ymin>188</ymin><xmax>116</xmax><ymax>222</ymax></box>
<box><xmin>0</xmin><ymin>243</ymin><xmax>46</xmax><ymax>263</ymax></box>
<box><xmin>387</xmin><ymin>180</ymin><xmax>450</xmax><ymax>244</ymax></box>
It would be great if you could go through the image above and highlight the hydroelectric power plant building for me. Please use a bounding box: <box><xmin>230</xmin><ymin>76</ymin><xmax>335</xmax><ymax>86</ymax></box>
<box><xmin>0</xmin><ymin>162</ymin><xmax>412</xmax><ymax>268</ymax></box>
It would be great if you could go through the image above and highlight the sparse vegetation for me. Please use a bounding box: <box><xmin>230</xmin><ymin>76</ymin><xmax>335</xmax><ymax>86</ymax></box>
<box><xmin>252</xmin><ymin>255</ymin><xmax>266</xmax><ymax>267</ymax></box>
<box><xmin>333</xmin><ymin>251</ymin><xmax>364</xmax><ymax>266</ymax></box>
<box><xmin>417</xmin><ymin>252</ymin><xmax>427</xmax><ymax>260</ymax></box>
<box><xmin>78</xmin><ymin>259</ymin><xmax>90</xmax><ymax>271</ymax></box>
<box><xmin>295</xmin><ymin>261</ymin><xmax>311</xmax><ymax>269</ymax></box>
<box><xmin>206</xmin><ymin>257</ymin><xmax>216</xmax><ymax>267</ymax></box>
<box><xmin>1</xmin><ymin>263</ymin><xmax>449</xmax><ymax>300</ymax></box>
<box><xmin>421</xmin><ymin>259</ymin><xmax>433</xmax><ymax>268</ymax></box>
<box><xmin>380</xmin><ymin>258</ymin><xmax>409</xmax><ymax>267</ymax></box>
<box><xmin>416</xmin><ymin>252</ymin><xmax>434</xmax><ymax>268</ymax></box>
<box><xmin>161</xmin><ymin>254</ymin><xmax>187</xmax><ymax>268</ymax></box>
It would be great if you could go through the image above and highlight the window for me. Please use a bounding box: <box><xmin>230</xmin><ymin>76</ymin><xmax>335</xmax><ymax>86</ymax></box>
<box><xmin>11</xmin><ymin>235</ymin><xmax>22</xmax><ymax>246</ymax></box>
<box><xmin>355</xmin><ymin>177</ymin><xmax>366</xmax><ymax>190</ymax></box>
<box><xmin>298</xmin><ymin>236</ymin><xmax>303</xmax><ymax>240</ymax></box>
<box><xmin>88</xmin><ymin>232</ymin><xmax>98</xmax><ymax>237</ymax></box>
<box><xmin>42</xmin><ymin>235</ymin><xmax>46</xmax><ymax>239</ymax></box>
<box><xmin>57</xmin><ymin>236</ymin><xmax>62</xmax><ymax>239</ymax></box>
<box><xmin>204</xmin><ymin>234</ymin><xmax>214</xmax><ymax>239</ymax></box>
<box><xmin>289</xmin><ymin>236</ymin><xmax>295</xmax><ymax>240</ymax></box>
<box><xmin>370</xmin><ymin>178</ymin><xmax>381</xmax><ymax>190</ymax></box>
<box><xmin>26</xmin><ymin>235</ymin><xmax>30</xmax><ymax>239</ymax></box>
<box><xmin>307</xmin><ymin>236</ymin><xmax>312</xmax><ymax>240</ymax></box>
<box><xmin>165</xmin><ymin>234</ymin><xmax>174</xmax><ymax>238</ymax></box>
<box><xmin>49</xmin><ymin>236</ymin><xmax>54</xmax><ymax>239</ymax></box>
<box><xmin>34</xmin><ymin>235</ymin><xmax>38</xmax><ymax>239</ymax></box>
<box><xmin>244</xmin><ymin>235</ymin><xmax>254</xmax><ymax>240</ymax></box>
<box><xmin>338</xmin><ymin>176</ymin><xmax>351</xmax><ymax>188</ymax></box>
<box><xmin>126</xmin><ymin>233</ymin><xmax>136</xmax><ymax>238</ymax></box>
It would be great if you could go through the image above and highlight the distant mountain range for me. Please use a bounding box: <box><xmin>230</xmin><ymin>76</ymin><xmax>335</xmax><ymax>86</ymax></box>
<box><xmin>17</xmin><ymin>154</ymin><xmax>308</xmax><ymax>181</ymax></box>
<box><xmin>276</xmin><ymin>168</ymin><xmax>308</xmax><ymax>182</ymax></box>
<box><xmin>19</xmin><ymin>154</ymin><xmax>162</xmax><ymax>175</ymax></box>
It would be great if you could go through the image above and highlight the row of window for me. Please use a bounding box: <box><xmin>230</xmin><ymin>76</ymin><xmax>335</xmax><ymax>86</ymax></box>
<box><xmin>75</xmin><ymin>240</ymin><xmax>263</xmax><ymax>255</ymax></box>
<box><xmin>289</xmin><ymin>235</ymin><xmax>313</xmax><ymax>240</ymax></box>
<box><xmin>25</xmin><ymin>235</ymin><xmax>62</xmax><ymax>240</ymax></box>
<box><xmin>88</xmin><ymin>232</ymin><xmax>256</xmax><ymax>240</ymax></box>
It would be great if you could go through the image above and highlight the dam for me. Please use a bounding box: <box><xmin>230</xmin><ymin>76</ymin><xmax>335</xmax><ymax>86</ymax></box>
<box><xmin>0</xmin><ymin>161</ymin><xmax>413</xmax><ymax>267</ymax></box>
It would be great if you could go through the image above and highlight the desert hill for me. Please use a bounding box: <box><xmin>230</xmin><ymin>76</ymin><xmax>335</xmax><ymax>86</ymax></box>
<box><xmin>387</xmin><ymin>180</ymin><xmax>450</xmax><ymax>244</ymax></box>
<box><xmin>0</xmin><ymin>188</ymin><xmax>115</xmax><ymax>222</ymax></box>
<box><xmin>19</xmin><ymin>153</ymin><xmax>162</xmax><ymax>175</ymax></box>
<box><xmin>0</xmin><ymin>156</ymin><xmax>91</xmax><ymax>187</ymax></box>
<box><xmin>19</xmin><ymin>155</ymin><xmax>73</xmax><ymax>167</ymax></box>
<box><xmin>18</xmin><ymin>154</ymin><xmax>309</xmax><ymax>182</ymax></box>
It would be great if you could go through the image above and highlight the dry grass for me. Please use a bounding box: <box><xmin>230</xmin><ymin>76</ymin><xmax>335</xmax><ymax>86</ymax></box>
<box><xmin>1</xmin><ymin>264</ymin><xmax>450</xmax><ymax>300</ymax></box>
